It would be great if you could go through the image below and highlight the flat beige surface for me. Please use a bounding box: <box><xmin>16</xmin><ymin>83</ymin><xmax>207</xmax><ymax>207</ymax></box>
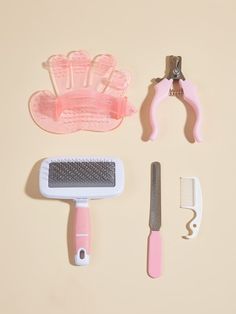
<box><xmin>1</xmin><ymin>0</ymin><xmax>236</xmax><ymax>313</ymax></box>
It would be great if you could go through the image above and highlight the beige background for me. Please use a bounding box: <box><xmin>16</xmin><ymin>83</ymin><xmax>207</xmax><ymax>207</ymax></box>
<box><xmin>1</xmin><ymin>0</ymin><xmax>236</xmax><ymax>313</ymax></box>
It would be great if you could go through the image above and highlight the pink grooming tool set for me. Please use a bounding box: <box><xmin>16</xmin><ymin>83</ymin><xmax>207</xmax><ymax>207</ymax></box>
<box><xmin>29</xmin><ymin>51</ymin><xmax>136</xmax><ymax>134</ymax></box>
<box><xmin>27</xmin><ymin>51</ymin><xmax>204</xmax><ymax>274</ymax></box>
<box><xmin>149</xmin><ymin>55</ymin><xmax>203</xmax><ymax>142</ymax></box>
<box><xmin>39</xmin><ymin>156</ymin><xmax>124</xmax><ymax>265</ymax></box>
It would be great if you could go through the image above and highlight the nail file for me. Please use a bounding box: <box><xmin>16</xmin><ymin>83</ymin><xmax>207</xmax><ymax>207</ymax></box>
<box><xmin>147</xmin><ymin>162</ymin><xmax>162</xmax><ymax>278</ymax></box>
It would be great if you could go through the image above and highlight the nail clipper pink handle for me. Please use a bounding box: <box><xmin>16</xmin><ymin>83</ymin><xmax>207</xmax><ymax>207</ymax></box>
<box><xmin>149</xmin><ymin>79</ymin><xmax>173</xmax><ymax>140</ymax></box>
<box><xmin>74</xmin><ymin>206</ymin><xmax>90</xmax><ymax>266</ymax></box>
<box><xmin>148</xmin><ymin>231</ymin><xmax>162</xmax><ymax>278</ymax></box>
<box><xmin>179</xmin><ymin>79</ymin><xmax>202</xmax><ymax>142</ymax></box>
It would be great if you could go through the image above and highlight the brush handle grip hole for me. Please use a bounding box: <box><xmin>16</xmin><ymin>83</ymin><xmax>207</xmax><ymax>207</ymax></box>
<box><xmin>80</xmin><ymin>250</ymin><xmax>85</xmax><ymax>259</ymax></box>
<box><xmin>193</xmin><ymin>224</ymin><xmax>197</xmax><ymax>228</ymax></box>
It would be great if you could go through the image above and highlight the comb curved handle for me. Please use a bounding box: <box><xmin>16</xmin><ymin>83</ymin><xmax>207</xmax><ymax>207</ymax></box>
<box><xmin>149</xmin><ymin>79</ymin><xmax>173</xmax><ymax>141</ymax></box>
<box><xmin>179</xmin><ymin>79</ymin><xmax>203</xmax><ymax>143</ymax></box>
<box><xmin>184</xmin><ymin>208</ymin><xmax>202</xmax><ymax>239</ymax></box>
<box><xmin>183</xmin><ymin>177</ymin><xmax>203</xmax><ymax>239</ymax></box>
<box><xmin>74</xmin><ymin>206</ymin><xmax>90</xmax><ymax>266</ymax></box>
<box><xmin>147</xmin><ymin>231</ymin><xmax>162</xmax><ymax>278</ymax></box>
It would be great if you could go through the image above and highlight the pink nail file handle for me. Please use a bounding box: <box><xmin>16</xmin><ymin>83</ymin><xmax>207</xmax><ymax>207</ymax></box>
<box><xmin>148</xmin><ymin>231</ymin><xmax>162</xmax><ymax>278</ymax></box>
<box><xmin>74</xmin><ymin>206</ymin><xmax>90</xmax><ymax>266</ymax></box>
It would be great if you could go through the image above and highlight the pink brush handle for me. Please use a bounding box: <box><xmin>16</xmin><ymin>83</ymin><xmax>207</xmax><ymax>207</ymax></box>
<box><xmin>74</xmin><ymin>206</ymin><xmax>90</xmax><ymax>266</ymax></box>
<box><xmin>148</xmin><ymin>231</ymin><xmax>162</xmax><ymax>278</ymax></box>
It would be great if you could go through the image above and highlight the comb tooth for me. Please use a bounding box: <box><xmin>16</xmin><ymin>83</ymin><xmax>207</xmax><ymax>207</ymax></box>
<box><xmin>180</xmin><ymin>177</ymin><xmax>195</xmax><ymax>208</ymax></box>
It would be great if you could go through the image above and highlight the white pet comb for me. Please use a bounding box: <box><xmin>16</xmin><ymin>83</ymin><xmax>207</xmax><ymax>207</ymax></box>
<box><xmin>180</xmin><ymin>177</ymin><xmax>202</xmax><ymax>239</ymax></box>
<box><xmin>39</xmin><ymin>157</ymin><xmax>124</xmax><ymax>265</ymax></box>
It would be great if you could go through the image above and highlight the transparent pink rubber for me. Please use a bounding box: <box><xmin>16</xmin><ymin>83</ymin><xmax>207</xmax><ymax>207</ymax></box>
<box><xmin>29</xmin><ymin>51</ymin><xmax>136</xmax><ymax>133</ymax></box>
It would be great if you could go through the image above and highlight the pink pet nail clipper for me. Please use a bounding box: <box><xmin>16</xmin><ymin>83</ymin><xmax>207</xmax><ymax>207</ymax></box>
<box><xmin>149</xmin><ymin>56</ymin><xmax>203</xmax><ymax>142</ymax></box>
<box><xmin>29</xmin><ymin>51</ymin><xmax>136</xmax><ymax>134</ymax></box>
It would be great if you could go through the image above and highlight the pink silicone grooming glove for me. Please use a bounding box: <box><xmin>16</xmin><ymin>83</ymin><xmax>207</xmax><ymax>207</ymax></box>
<box><xmin>29</xmin><ymin>51</ymin><xmax>136</xmax><ymax>133</ymax></box>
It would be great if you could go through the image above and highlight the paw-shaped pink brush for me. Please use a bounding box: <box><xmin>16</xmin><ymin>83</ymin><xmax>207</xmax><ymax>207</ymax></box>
<box><xmin>29</xmin><ymin>51</ymin><xmax>136</xmax><ymax>134</ymax></box>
